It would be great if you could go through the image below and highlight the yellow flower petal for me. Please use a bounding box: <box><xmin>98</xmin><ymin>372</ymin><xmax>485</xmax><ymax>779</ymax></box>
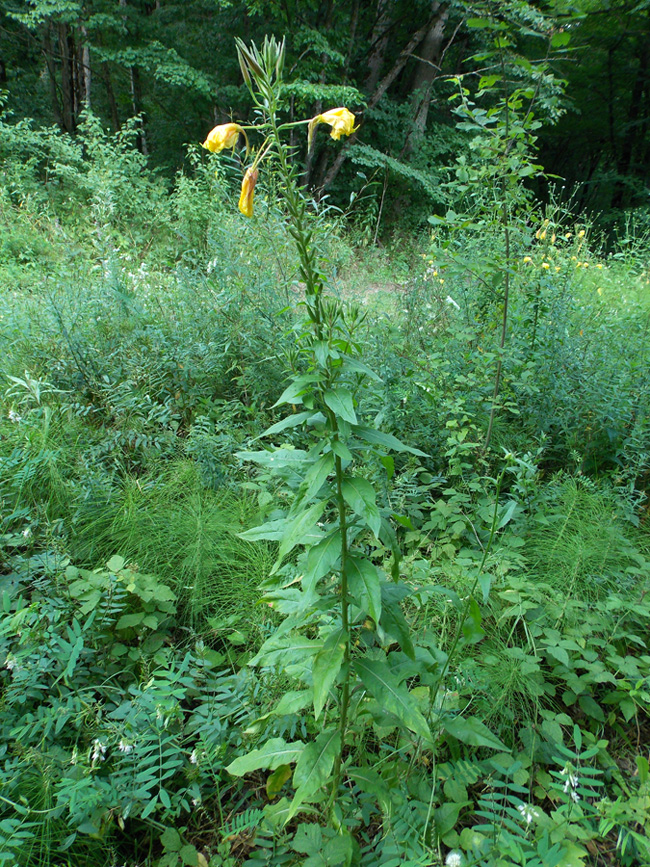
<box><xmin>308</xmin><ymin>107</ymin><xmax>357</xmax><ymax>148</ymax></box>
<box><xmin>203</xmin><ymin>123</ymin><xmax>244</xmax><ymax>153</ymax></box>
<box><xmin>238</xmin><ymin>167</ymin><xmax>258</xmax><ymax>217</ymax></box>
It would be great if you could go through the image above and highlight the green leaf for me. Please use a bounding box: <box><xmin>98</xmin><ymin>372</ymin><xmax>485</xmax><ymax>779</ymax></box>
<box><xmin>304</xmin><ymin>530</ymin><xmax>342</xmax><ymax>590</ymax></box>
<box><xmin>273</xmin><ymin>374</ymin><xmax>322</xmax><ymax>408</ymax></box>
<box><xmin>348</xmin><ymin>766</ymin><xmax>392</xmax><ymax>812</ymax></box>
<box><xmin>353</xmin><ymin>425</ymin><xmax>427</xmax><ymax>457</ymax></box>
<box><xmin>551</xmin><ymin>31</ymin><xmax>571</xmax><ymax>48</ymax></box>
<box><xmin>258</xmin><ymin>411</ymin><xmax>313</xmax><ymax>439</ymax></box>
<box><xmin>342</xmin><ymin>477</ymin><xmax>381</xmax><ymax>537</ymax></box>
<box><xmin>116</xmin><ymin>612</ymin><xmax>145</xmax><ymax>630</ymax></box>
<box><xmin>355</xmin><ymin>657</ymin><xmax>430</xmax><ymax>740</ymax></box>
<box><xmin>180</xmin><ymin>844</ymin><xmax>200</xmax><ymax>866</ymax></box>
<box><xmin>266</xmin><ymin>764</ymin><xmax>293</xmax><ymax>799</ymax></box>
<box><xmin>380</xmin><ymin>584</ymin><xmax>415</xmax><ymax>659</ymax></box>
<box><xmin>239</xmin><ymin>517</ymin><xmax>289</xmax><ymax>542</ymax></box>
<box><xmin>312</xmin><ymin>628</ymin><xmax>346</xmax><ymax>720</ymax></box>
<box><xmin>107</xmin><ymin>555</ymin><xmax>125</xmax><ymax>573</ymax></box>
<box><xmin>442</xmin><ymin>716</ymin><xmax>508</xmax><ymax>751</ymax></box>
<box><xmin>324</xmin><ymin>388</ymin><xmax>357</xmax><ymax>424</ymax></box>
<box><xmin>276</xmin><ymin>499</ymin><xmax>328</xmax><ymax>565</ymax></box>
<box><xmin>288</xmin><ymin>729</ymin><xmax>341</xmax><ymax>821</ymax></box>
<box><xmin>226</xmin><ymin>738</ymin><xmax>305</xmax><ymax>776</ymax></box>
<box><xmin>346</xmin><ymin>556</ymin><xmax>382</xmax><ymax>623</ymax></box>
<box><xmin>160</xmin><ymin>828</ymin><xmax>182</xmax><ymax>853</ymax></box>
<box><xmin>237</xmin><ymin>448</ymin><xmax>309</xmax><ymax>469</ymax></box>
<box><xmin>294</xmin><ymin>453</ymin><xmax>334</xmax><ymax>507</ymax></box>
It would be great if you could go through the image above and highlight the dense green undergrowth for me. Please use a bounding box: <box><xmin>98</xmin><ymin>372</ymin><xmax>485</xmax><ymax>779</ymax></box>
<box><xmin>1</xmin><ymin>110</ymin><xmax>649</xmax><ymax>867</ymax></box>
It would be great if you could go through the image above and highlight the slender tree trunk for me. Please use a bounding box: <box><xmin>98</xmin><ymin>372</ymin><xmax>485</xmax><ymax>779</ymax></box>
<box><xmin>80</xmin><ymin>24</ymin><xmax>91</xmax><ymax>109</ymax></box>
<box><xmin>58</xmin><ymin>22</ymin><xmax>77</xmax><ymax>133</ymax></box>
<box><xmin>403</xmin><ymin>4</ymin><xmax>448</xmax><ymax>154</ymax></box>
<box><xmin>42</xmin><ymin>23</ymin><xmax>64</xmax><ymax>129</ymax></box>
<box><xmin>102</xmin><ymin>61</ymin><xmax>120</xmax><ymax>129</ymax></box>
<box><xmin>365</xmin><ymin>0</ymin><xmax>392</xmax><ymax>92</ymax></box>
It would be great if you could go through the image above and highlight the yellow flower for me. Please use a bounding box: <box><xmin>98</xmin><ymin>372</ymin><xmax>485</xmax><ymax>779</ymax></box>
<box><xmin>308</xmin><ymin>107</ymin><xmax>357</xmax><ymax>149</ymax></box>
<box><xmin>541</xmin><ymin>262</ymin><xmax>550</xmax><ymax>269</ymax></box>
<box><xmin>565</xmin><ymin>232</ymin><xmax>572</xmax><ymax>240</ymax></box>
<box><xmin>578</xmin><ymin>229</ymin><xmax>585</xmax><ymax>238</ymax></box>
<box><xmin>523</xmin><ymin>256</ymin><xmax>533</xmax><ymax>264</ymax></box>
<box><xmin>238</xmin><ymin>167</ymin><xmax>258</xmax><ymax>217</ymax></box>
<box><xmin>202</xmin><ymin>123</ymin><xmax>246</xmax><ymax>153</ymax></box>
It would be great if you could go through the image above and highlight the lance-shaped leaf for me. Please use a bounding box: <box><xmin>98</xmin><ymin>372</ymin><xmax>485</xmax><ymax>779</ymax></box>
<box><xmin>237</xmin><ymin>448</ymin><xmax>309</xmax><ymax>468</ymax></box>
<box><xmin>442</xmin><ymin>716</ymin><xmax>508</xmax><ymax>751</ymax></box>
<box><xmin>312</xmin><ymin>628</ymin><xmax>346</xmax><ymax>720</ymax></box>
<box><xmin>352</xmin><ymin>425</ymin><xmax>428</xmax><ymax>457</ymax></box>
<box><xmin>292</xmin><ymin>453</ymin><xmax>334</xmax><ymax>510</ymax></box>
<box><xmin>226</xmin><ymin>738</ymin><xmax>304</xmax><ymax>776</ymax></box>
<box><xmin>274</xmin><ymin>499</ymin><xmax>328</xmax><ymax>569</ymax></box>
<box><xmin>273</xmin><ymin>374</ymin><xmax>323</xmax><ymax>408</ymax></box>
<box><xmin>304</xmin><ymin>530</ymin><xmax>342</xmax><ymax>592</ymax></box>
<box><xmin>287</xmin><ymin>729</ymin><xmax>341</xmax><ymax>821</ymax></box>
<box><xmin>256</xmin><ymin>411</ymin><xmax>313</xmax><ymax>439</ymax></box>
<box><xmin>355</xmin><ymin>657</ymin><xmax>430</xmax><ymax>740</ymax></box>
<box><xmin>346</xmin><ymin>555</ymin><xmax>382</xmax><ymax>623</ymax></box>
<box><xmin>342</xmin><ymin>477</ymin><xmax>381</xmax><ymax>537</ymax></box>
<box><xmin>250</xmin><ymin>634</ymin><xmax>324</xmax><ymax>667</ymax></box>
<box><xmin>324</xmin><ymin>387</ymin><xmax>357</xmax><ymax>424</ymax></box>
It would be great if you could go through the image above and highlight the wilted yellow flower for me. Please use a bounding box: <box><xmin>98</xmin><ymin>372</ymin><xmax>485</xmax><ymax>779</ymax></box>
<box><xmin>540</xmin><ymin>231</ymin><xmax>547</xmax><ymax>240</ymax></box>
<box><xmin>308</xmin><ymin>107</ymin><xmax>357</xmax><ymax>149</ymax></box>
<box><xmin>565</xmin><ymin>232</ymin><xmax>572</xmax><ymax>239</ymax></box>
<box><xmin>578</xmin><ymin>229</ymin><xmax>585</xmax><ymax>238</ymax></box>
<box><xmin>203</xmin><ymin>123</ymin><xmax>246</xmax><ymax>153</ymax></box>
<box><xmin>596</xmin><ymin>263</ymin><xmax>603</xmax><ymax>269</ymax></box>
<box><xmin>551</xmin><ymin>233</ymin><xmax>556</xmax><ymax>243</ymax></box>
<box><xmin>238</xmin><ymin>167</ymin><xmax>258</xmax><ymax>217</ymax></box>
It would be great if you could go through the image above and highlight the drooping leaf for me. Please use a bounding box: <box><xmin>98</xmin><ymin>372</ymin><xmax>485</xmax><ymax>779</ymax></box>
<box><xmin>304</xmin><ymin>530</ymin><xmax>342</xmax><ymax>590</ymax></box>
<box><xmin>342</xmin><ymin>477</ymin><xmax>381</xmax><ymax>537</ymax></box>
<box><xmin>287</xmin><ymin>729</ymin><xmax>341</xmax><ymax>821</ymax></box>
<box><xmin>257</xmin><ymin>411</ymin><xmax>313</xmax><ymax>439</ymax></box>
<box><xmin>275</xmin><ymin>499</ymin><xmax>328</xmax><ymax>566</ymax></box>
<box><xmin>266</xmin><ymin>764</ymin><xmax>293</xmax><ymax>799</ymax></box>
<box><xmin>353</xmin><ymin>425</ymin><xmax>427</xmax><ymax>457</ymax></box>
<box><xmin>293</xmin><ymin>453</ymin><xmax>334</xmax><ymax>508</ymax></box>
<box><xmin>312</xmin><ymin>628</ymin><xmax>346</xmax><ymax>720</ymax></box>
<box><xmin>442</xmin><ymin>716</ymin><xmax>508</xmax><ymax>751</ymax></box>
<box><xmin>355</xmin><ymin>657</ymin><xmax>430</xmax><ymax>740</ymax></box>
<box><xmin>226</xmin><ymin>738</ymin><xmax>305</xmax><ymax>776</ymax></box>
<box><xmin>273</xmin><ymin>374</ymin><xmax>323</xmax><ymax>408</ymax></box>
<box><xmin>346</xmin><ymin>555</ymin><xmax>382</xmax><ymax>623</ymax></box>
<box><xmin>324</xmin><ymin>387</ymin><xmax>357</xmax><ymax>424</ymax></box>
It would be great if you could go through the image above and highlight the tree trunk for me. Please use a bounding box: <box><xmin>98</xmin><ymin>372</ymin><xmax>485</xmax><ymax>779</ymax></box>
<box><xmin>80</xmin><ymin>24</ymin><xmax>91</xmax><ymax>109</ymax></box>
<box><xmin>364</xmin><ymin>0</ymin><xmax>392</xmax><ymax>92</ymax></box>
<box><xmin>612</xmin><ymin>35</ymin><xmax>649</xmax><ymax>209</ymax></box>
<box><xmin>42</xmin><ymin>24</ymin><xmax>64</xmax><ymax>129</ymax></box>
<box><xmin>318</xmin><ymin>13</ymin><xmax>442</xmax><ymax>191</ymax></box>
<box><xmin>403</xmin><ymin>4</ymin><xmax>448</xmax><ymax>154</ymax></box>
<box><xmin>58</xmin><ymin>22</ymin><xmax>77</xmax><ymax>133</ymax></box>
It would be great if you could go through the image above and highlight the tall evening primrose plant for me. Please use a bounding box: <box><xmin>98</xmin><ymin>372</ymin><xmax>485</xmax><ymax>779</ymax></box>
<box><xmin>206</xmin><ymin>38</ymin><xmax>429</xmax><ymax>827</ymax></box>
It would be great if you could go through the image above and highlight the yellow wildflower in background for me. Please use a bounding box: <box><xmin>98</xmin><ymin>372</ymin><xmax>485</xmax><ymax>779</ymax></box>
<box><xmin>523</xmin><ymin>256</ymin><xmax>533</xmax><ymax>264</ymax></box>
<box><xmin>238</xmin><ymin>167</ymin><xmax>258</xmax><ymax>217</ymax></box>
<box><xmin>308</xmin><ymin>107</ymin><xmax>357</xmax><ymax>150</ymax></box>
<box><xmin>541</xmin><ymin>262</ymin><xmax>550</xmax><ymax>269</ymax></box>
<box><xmin>202</xmin><ymin>123</ymin><xmax>247</xmax><ymax>153</ymax></box>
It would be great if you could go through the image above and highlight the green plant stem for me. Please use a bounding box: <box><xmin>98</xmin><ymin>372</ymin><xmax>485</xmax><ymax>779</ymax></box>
<box><xmin>328</xmin><ymin>448</ymin><xmax>351</xmax><ymax>814</ymax></box>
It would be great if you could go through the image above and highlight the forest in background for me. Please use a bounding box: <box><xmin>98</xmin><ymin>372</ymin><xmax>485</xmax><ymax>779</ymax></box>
<box><xmin>2</xmin><ymin>0</ymin><xmax>650</xmax><ymax>229</ymax></box>
<box><xmin>1</xmin><ymin>4</ymin><xmax>650</xmax><ymax>867</ymax></box>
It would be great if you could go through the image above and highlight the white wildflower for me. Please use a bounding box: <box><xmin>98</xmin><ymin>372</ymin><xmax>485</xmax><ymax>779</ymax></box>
<box><xmin>70</xmin><ymin>747</ymin><xmax>78</xmax><ymax>765</ymax></box>
<box><xmin>118</xmin><ymin>740</ymin><xmax>133</xmax><ymax>754</ymax></box>
<box><xmin>91</xmin><ymin>739</ymin><xmax>107</xmax><ymax>762</ymax></box>
<box><xmin>571</xmin><ymin>790</ymin><xmax>581</xmax><ymax>803</ymax></box>
<box><xmin>191</xmin><ymin>797</ymin><xmax>201</xmax><ymax>807</ymax></box>
<box><xmin>189</xmin><ymin>749</ymin><xmax>198</xmax><ymax>765</ymax></box>
<box><xmin>517</xmin><ymin>804</ymin><xmax>539</xmax><ymax>826</ymax></box>
<box><xmin>446</xmin><ymin>295</ymin><xmax>460</xmax><ymax>311</ymax></box>
<box><xmin>445</xmin><ymin>851</ymin><xmax>463</xmax><ymax>867</ymax></box>
<box><xmin>22</xmin><ymin>528</ymin><xmax>31</xmax><ymax>538</ymax></box>
<box><xmin>8</xmin><ymin>409</ymin><xmax>22</xmax><ymax>423</ymax></box>
<box><xmin>4</xmin><ymin>654</ymin><xmax>16</xmax><ymax>671</ymax></box>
